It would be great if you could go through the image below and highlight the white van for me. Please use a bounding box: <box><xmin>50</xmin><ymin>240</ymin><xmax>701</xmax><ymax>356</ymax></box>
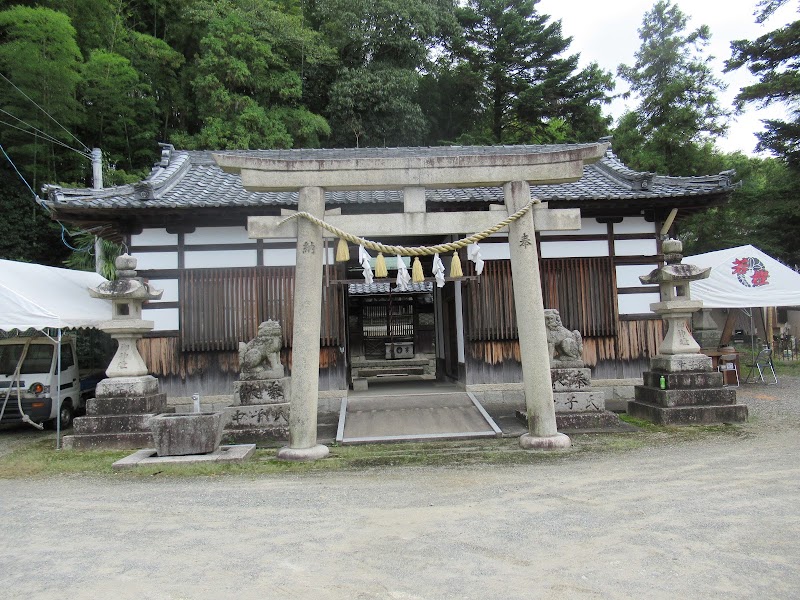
<box><xmin>0</xmin><ymin>336</ymin><xmax>85</xmax><ymax>429</ymax></box>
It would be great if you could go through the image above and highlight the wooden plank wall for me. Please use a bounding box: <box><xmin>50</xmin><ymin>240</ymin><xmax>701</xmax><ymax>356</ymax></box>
<box><xmin>464</xmin><ymin>258</ymin><xmax>616</xmax><ymax>341</ymax></box>
<box><xmin>180</xmin><ymin>266</ymin><xmax>343</xmax><ymax>351</ymax></box>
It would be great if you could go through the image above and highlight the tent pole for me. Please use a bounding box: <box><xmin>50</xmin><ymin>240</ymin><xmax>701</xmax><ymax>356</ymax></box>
<box><xmin>56</xmin><ymin>329</ymin><xmax>62</xmax><ymax>450</ymax></box>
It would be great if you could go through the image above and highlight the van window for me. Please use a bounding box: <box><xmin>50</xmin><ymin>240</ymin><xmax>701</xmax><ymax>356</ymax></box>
<box><xmin>0</xmin><ymin>344</ymin><xmax>54</xmax><ymax>375</ymax></box>
<box><xmin>58</xmin><ymin>344</ymin><xmax>75</xmax><ymax>372</ymax></box>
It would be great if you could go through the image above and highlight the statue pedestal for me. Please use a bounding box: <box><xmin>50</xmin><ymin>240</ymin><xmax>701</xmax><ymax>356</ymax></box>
<box><xmin>518</xmin><ymin>367</ymin><xmax>628</xmax><ymax>431</ymax></box>
<box><xmin>226</xmin><ymin>377</ymin><xmax>293</xmax><ymax>444</ymax></box>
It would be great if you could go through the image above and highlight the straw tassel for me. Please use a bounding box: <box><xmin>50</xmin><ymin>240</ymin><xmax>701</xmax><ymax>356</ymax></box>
<box><xmin>375</xmin><ymin>252</ymin><xmax>388</xmax><ymax>278</ymax></box>
<box><xmin>412</xmin><ymin>256</ymin><xmax>424</xmax><ymax>283</ymax></box>
<box><xmin>335</xmin><ymin>238</ymin><xmax>350</xmax><ymax>262</ymax></box>
<box><xmin>450</xmin><ymin>250</ymin><xmax>463</xmax><ymax>277</ymax></box>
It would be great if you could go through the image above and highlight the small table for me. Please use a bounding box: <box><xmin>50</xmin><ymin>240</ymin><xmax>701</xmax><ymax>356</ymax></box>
<box><xmin>702</xmin><ymin>349</ymin><xmax>740</xmax><ymax>386</ymax></box>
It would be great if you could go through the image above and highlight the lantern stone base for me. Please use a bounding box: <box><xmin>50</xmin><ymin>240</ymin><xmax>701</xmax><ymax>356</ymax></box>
<box><xmin>630</xmin><ymin>368</ymin><xmax>748</xmax><ymax>426</ymax></box>
<box><xmin>63</xmin><ymin>375</ymin><xmax>168</xmax><ymax>450</ymax></box>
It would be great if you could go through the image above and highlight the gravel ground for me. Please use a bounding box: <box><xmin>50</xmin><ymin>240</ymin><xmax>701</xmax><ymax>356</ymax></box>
<box><xmin>1</xmin><ymin>379</ymin><xmax>799</xmax><ymax>599</ymax></box>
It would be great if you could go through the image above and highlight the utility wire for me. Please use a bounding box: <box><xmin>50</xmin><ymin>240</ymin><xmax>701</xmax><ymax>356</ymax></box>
<box><xmin>0</xmin><ymin>72</ymin><xmax>91</xmax><ymax>153</ymax></box>
<box><xmin>0</xmin><ymin>117</ymin><xmax>91</xmax><ymax>159</ymax></box>
<box><xmin>0</xmin><ymin>141</ymin><xmax>95</xmax><ymax>254</ymax></box>
<box><xmin>0</xmin><ymin>107</ymin><xmax>91</xmax><ymax>156</ymax></box>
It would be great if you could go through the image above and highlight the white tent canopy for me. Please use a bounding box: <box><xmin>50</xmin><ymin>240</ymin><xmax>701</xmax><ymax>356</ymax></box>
<box><xmin>688</xmin><ymin>245</ymin><xmax>800</xmax><ymax>309</ymax></box>
<box><xmin>0</xmin><ymin>259</ymin><xmax>112</xmax><ymax>331</ymax></box>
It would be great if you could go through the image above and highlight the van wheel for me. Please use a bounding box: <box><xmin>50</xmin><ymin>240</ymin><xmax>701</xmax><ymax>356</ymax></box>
<box><xmin>47</xmin><ymin>401</ymin><xmax>74</xmax><ymax>430</ymax></box>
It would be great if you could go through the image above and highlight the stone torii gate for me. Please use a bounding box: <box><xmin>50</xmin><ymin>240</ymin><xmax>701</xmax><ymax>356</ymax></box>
<box><xmin>214</xmin><ymin>144</ymin><xmax>608</xmax><ymax>460</ymax></box>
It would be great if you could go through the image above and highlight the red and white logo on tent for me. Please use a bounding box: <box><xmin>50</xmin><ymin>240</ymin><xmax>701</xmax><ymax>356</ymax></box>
<box><xmin>731</xmin><ymin>257</ymin><xmax>770</xmax><ymax>287</ymax></box>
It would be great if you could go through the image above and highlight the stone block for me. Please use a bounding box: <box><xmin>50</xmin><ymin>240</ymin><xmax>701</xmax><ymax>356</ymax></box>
<box><xmin>555</xmin><ymin>411</ymin><xmax>630</xmax><ymax>431</ymax></box>
<box><xmin>87</xmin><ymin>393</ymin><xmax>167</xmax><ymax>416</ymax></box>
<box><xmin>553</xmin><ymin>390</ymin><xmax>605</xmax><ymax>412</ymax></box>
<box><xmin>550</xmin><ymin>368</ymin><xmax>593</xmax><ymax>392</ymax></box>
<box><xmin>95</xmin><ymin>375</ymin><xmax>159</xmax><ymax>399</ymax></box>
<box><xmin>352</xmin><ymin>378</ymin><xmax>369</xmax><ymax>392</ymax></box>
<box><xmin>62</xmin><ymin>431</ymin><xmax>154</xmax><ymax>450</ymax></box>
<box><xmin>649</xmin><ymin>354</ymin><xmax>713</xmax><ymax>373</ymax></box>
<box><xmin>234</xmin><ymin>377</ymin><xmax>290</xmax><ymax>406</ymax></box>
<box><xmin>642</xmin><ymin>370</ymin><xmax>724</xmax><ymax>390</ymax></box>
<box><xmin>150</xmin><ymin>412</ymin><xmax>225</xmax><ymax>456</ymax></box>
<box><xmin>225</xmin><ymin>403</ymin><xmax>290</xmax><ymax>430</ymax></box>
<box><xmin>627</xmin><ymin>400</ymin><xmax>748</xmax><ymax>425</ymax></box>
<box><xmin>73</xmin><ymin>413</ymin><xmax>155</xmax><ymax>435</ymax></box>
<box><xmin>635</xmin><ymin>385</ymin><xmax>737</xmax><ymax>408</ymax></box>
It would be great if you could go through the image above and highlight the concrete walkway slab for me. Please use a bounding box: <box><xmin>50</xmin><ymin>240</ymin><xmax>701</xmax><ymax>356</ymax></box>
<box><xmin>112</xmin><ymin>444</ymin><xmax>256</xmax><ymax>470</ymax></box>
<box><xmin>337</xmin><ymin>391</ymin><xmax>502</xmax><ymax>444</ymax></box>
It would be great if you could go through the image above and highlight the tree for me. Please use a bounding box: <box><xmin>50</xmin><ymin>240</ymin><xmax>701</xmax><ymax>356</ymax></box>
<box><xmin>680</xmin><ymin>153</ymin><xmax>800</xmax><ymax>266</ymax></box>
<box><xmin>0</xmin><ymin>6</ymin><xmax>86</xmax><ymax>186</ymax></box>
<box><xmin>453</xmin><ymin>0</ymin><xmax>613</xmax><ymax>144</ymax></box>
<box><xmin>174</xmin><ymin>0</ymin><xmax>333</xmax><ymax>149</ymax></box>
<box><xmin>81</xmin><ymin>50</ymin><xmax>158</xmax><ymax>171</ymax></box>
<box><xmin>726</xmin><ymin>0</ymin><xmax>800</xmax><ymax>167</ymax></box>
<box><xmin>311</xmin><ymin>0</ymin><xmax>458</xmax><ymax>146</ymax></box>
<box><xmin>615</xmin><ymin>0</ymin><xmax>729</xmax><ymax>175</ymax></box>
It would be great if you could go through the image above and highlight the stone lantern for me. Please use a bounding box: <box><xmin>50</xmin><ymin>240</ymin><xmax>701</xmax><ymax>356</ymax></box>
<box><xmin>63</xmin><ymin>254</ymin><xmax>167</xmax><ymax>449</ymax></box>
<box><xmin>628</xmin><ymin>239</ymin><xmax>748</xmax><ymax>425</ymax></box>
<box><xmin>640</xmin><ymin>238</ymin><xmax>712</xmax><ymax>371</ymax></box>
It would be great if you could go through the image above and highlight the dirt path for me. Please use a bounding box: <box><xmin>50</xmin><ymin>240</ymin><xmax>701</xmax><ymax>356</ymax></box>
<box><xmin>1</xmin><ymin>382</ymin><xmax>799</xmax><ymax>599</ymax></box>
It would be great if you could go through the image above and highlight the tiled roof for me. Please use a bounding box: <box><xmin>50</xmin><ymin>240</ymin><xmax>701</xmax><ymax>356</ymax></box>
<box><xmin>43</xmin><ymin>145</ymin><xmax>735</xmax><ymax>211</ymax></box>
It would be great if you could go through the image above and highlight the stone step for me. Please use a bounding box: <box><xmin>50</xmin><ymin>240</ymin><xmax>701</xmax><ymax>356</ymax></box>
<box><xmin>358</xmin><ymin>367</ymin><xmax>426</xmax><ymax>378</ymax></box>
<box><xmin>62</xmin><ymin>431</ymin><xmax>154</xmax><ymax>450</ymax></box>
<box><xmin>635</xmin><ymin>385</ymin><xmax>737</xmax><ymax>408</ymax></box>
<box><xmin>88</xmin><ymin>393</ymin><xmax>167</xmax><ymax>416</ymax></box>
<box><xmin>642</xmin><ymin>371</ymin><xmax>724</xmax><ymax>390</ymax></box>
<box><xmin>627</xmin><ymin>400</ymin><xmax>748</xmax><ymax>426</ymax></box>
<box><xmin>73</xmin><ymin>413</ymin><xmax>156</xmax><ymax>435</ymax></box>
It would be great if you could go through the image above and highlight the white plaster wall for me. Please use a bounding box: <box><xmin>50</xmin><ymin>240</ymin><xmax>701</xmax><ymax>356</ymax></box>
<box><xmin>185</xmin><ymin>226</ymin><xmax>251</xmax><ymax>245</ymax></box>
<box><xmin>614</xmin><ymin>217</ymin><xmax>655</xmax><ymax>235</ymax></box>
<box><xmin>617</xmin><ymin>293</ymin><xmax>660</xmax><ymax>315</ymax></box>
<box><xmin>615</xmin><ymin>238</ymin><xmax>658</xmax><ymax>257</ymax></box>
<box><xmin>143</xmin><ymin>307</ymin><xmax>179</xmax><ymax>331</ymax></box>
<box><xmin>262</xmin><ymin>247</ymin><xmax>335</xmax><ymax>267</ymax></box>
<box><xmin>131</xmin><ymin>229</ymin><xmax>177</xmax><ymax>246</ymax></box>
<box><xmin>184</xmin><ymin>249</ymin><xmax>258</xmax><ymax>269</ymax></box>
<box><xmin>134</xmin><ymin>252</ymin><xmax>178</xmax><ymax>270</ymax></box>
<box><xmin>479</xmin><ymin>242</ymin><xmax>511</xmax><ymax>260</ymax></box>
<box><xmin>540</xmin><ymin>240</ymin><xmax>608</xmax><ymax>258</ymax></box>
<box><xmin>616</xmin><ymin>264</ymin><xmax>659</xmax><ymax>288</ymax></box>
<box><xmin>540</xmin><ymin>217</ymin><xmax>608</xmax><ymax>236</ymax></box>
<box><xmin>147</xmin><ymin>279</ymin><xmax>178</xmax><ymax>302</ymax></box>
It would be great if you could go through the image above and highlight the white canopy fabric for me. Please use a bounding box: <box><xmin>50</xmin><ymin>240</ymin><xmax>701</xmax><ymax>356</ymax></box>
<box><xmin>0</xmin><ymin>259</ymin><xmax>112</xmax><ymax>331</ymax></box>
<box><xmin>688</xmin><ymin>245</ymin><xmax>800</xmax><ymax>308</ymax></box>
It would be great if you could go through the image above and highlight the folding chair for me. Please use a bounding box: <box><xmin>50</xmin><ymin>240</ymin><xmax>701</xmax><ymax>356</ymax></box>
<box><xmin>717</xmin><ymin>354</ymin><xmax>739</xmax><ymax>387</ymax></box>
<box><xmin>744</xmin><ymin>347</ymin><xmax>778</xmax><ymax>385</ymax></box>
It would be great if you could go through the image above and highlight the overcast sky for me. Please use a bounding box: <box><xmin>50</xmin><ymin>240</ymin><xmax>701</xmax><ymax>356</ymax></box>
<box><xmin>536</xmin><ymin>0</ymin><xmax>796</xmax><ymax>155</ymax></box>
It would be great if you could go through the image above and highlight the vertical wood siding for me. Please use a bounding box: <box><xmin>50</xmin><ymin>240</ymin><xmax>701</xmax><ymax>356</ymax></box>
<box><xmin>180</xmin><ymin>266</ymin><xmax>343</xmax><ymax>351</ymax></box>
<box><xmin>465</xmin><ymin>258</ymin><xmax>617</xmax><ymax>341</ymax></box>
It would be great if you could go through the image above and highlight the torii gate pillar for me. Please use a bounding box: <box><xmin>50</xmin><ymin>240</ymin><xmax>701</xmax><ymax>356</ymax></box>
<box><xmin>215</xmin><ymin>144</ymin><xmax>607</xmax><ymax>459</ymax></box>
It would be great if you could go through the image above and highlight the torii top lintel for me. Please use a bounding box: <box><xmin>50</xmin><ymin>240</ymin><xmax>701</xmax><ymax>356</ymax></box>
<box><xmin>212</xmin><ymin>143</ymin><xmax>608</xmax><ymax>192</ymax></box>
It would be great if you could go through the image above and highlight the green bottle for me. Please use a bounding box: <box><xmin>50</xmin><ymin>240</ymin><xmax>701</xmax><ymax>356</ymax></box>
<box><xmin>659</xmin><ymin>375</ymin><xmax>666</xmax><ymax>390</ymax></box>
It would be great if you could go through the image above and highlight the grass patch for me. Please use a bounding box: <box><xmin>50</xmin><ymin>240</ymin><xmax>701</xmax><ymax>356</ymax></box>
<box><xmin>0</xmin><ymin>422</ymin><xmax>748</xmax><ymax>479</ymax></box>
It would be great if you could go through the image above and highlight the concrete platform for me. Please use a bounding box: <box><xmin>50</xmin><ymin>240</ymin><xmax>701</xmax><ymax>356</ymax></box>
<box><xmin>337</xmin><ymin>387</ymin><xmax>502</xmax><ymax>444</ymax></box>
<box><xmin>112</xmin><ymin>444</ymin><xmax>256</xmax><ymax>470</ymax></box>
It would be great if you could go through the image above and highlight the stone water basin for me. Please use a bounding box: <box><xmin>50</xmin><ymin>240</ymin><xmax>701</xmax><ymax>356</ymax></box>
<box><xmin>150</xmin><ymin>412</ymin><xmax>225</xmax><ymax>456</ymax></box>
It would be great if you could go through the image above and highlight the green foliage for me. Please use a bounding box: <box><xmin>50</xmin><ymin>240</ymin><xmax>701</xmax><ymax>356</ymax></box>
<box><xmin>0</xmin><ymin>6</ymin><xmax>86</xmax><ymax>186</ymax></box>
<box><xmin>62</xmin><ymin>231</ymin><xmax>122</xmax><ymax>280</ymax></box>
<box><xmin>726</xmin><ymin>3</ymin><xmax>800</xmax><ymax>166</ymax></box>
<box><xmin>0</xmin><ymin>164</ymin><xmax>69</xmax><ymax>266</ymax></box>
<box><xmin>615</xmin><ymin>0</ymin><xmax>729</xmax><ymax>175</ymax></box>
<box><xmin>679</xmin><ymin>154</ymin><xmax>800</xmax><ymax>265</ymax></box>
<box><xmin>453</xmin><ymin>0</ymin><xmax>613</xmax><ymax>144</ymax></box>
<box><xmin>81</xmin><ymin>50</ymin><xmax>158</xmax><ymax>170</ymax></box>
<box><xmin>178</xmin><ymin>0</ymin><xmax>333</xmax><ymax>149</ymax></box>
<box><xmin>327</xmin><ymin>67</ymin><xmax>427</xmax><ymax>147</ymax></box>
